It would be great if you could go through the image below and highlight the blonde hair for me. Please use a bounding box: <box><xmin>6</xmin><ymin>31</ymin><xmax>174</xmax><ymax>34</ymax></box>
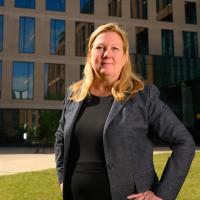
<box><xmin>70</xmin><ymin>23</ymin><xmax>144</xmax><ymax>102</ymax></box>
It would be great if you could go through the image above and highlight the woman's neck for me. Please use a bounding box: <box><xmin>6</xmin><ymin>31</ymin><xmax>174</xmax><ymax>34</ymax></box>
<box><xmin>90</xmin><ymin>79</ymin><xmax>113</xmax><ymax>97</ymax></box>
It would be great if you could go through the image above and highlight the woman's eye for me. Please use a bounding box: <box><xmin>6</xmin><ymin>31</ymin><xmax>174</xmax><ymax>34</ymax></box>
<box><xmin>112</xmin><ymin>47</ymin><xmax>119</xmax><ymax>51</ymax></box>
<box><xmin>96</xmin><ymin>46</ymin><xmax>104</xmax><ymax>50</ymax></box>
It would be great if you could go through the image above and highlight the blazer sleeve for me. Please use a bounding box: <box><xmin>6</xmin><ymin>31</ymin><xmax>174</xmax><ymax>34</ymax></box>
<box><xmin>148</xmin><ymin>84</ymin><xmax>195</xmax><ymax>200</ymax></box>
<box><xmin>54</xmin><ymin>97</ymin><xmax>66</xmax><ymax>184</ymax></box>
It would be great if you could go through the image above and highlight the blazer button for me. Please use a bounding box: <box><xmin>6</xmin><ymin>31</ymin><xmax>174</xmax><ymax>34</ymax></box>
<box><xmin>107</xmin><ymin>163</ymin><xmax>114</xmax><ymax>170</ymax></box>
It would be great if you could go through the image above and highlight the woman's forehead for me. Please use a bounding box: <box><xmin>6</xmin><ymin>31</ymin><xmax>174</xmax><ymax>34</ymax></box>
<box><xmin>92</xmin><ymin>32</ymin><xmax>123</xmax><ymax>47</ymax></box>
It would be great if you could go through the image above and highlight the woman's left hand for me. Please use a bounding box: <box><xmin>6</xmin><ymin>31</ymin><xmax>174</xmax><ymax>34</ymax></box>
<box><xmin>127</xmin><ymin>191</ymin><xmax>163</xmax><ymax>200</ymax></box>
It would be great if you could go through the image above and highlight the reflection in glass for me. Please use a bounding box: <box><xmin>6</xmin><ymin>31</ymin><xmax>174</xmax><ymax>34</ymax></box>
<box><xmin>0</xmin><ymin>109</ymin><xmax>61</xmax><ymax>146</ymax></box>
<box><xmin>183</xmin><ymin>31</ymin><xmax>198</xmax><ymax>58</ymax></box>
<box><xmin>75</xmin><ymin>22</ymin><xmax>94</xmax><ymax>56</ymax></box>
<box><xmin>130</xmin><ymin>0</ymin><xmax>147</xmax><ymax>19</ymax></box>
<box><xmin>136</xmin><ymin>27</ymin><xmax>148</xmax><ymax>55</ymax></box>
<box><xmin>50</xmin><ymin>20</ymin><xmax>65</xmax><ymax>55</ymax></box>
<box><xmin>80</xmin><ymin>65</ymin><xmax>84</xmax><ymax>78</ymax></box>
<box><xmin>0</xmin><ymin>15</ymin><xmax>3</xmax><ymax>51</ymax></box>
<box><xmin>0</xmin><ymin>0</ymin><xmax>4</xmax><ymax>6</ymax></box>
<box><xmin>12</xmin><ymin>62</ymin><xmax>34</xmax><ymax>99</ymax></box>
<box><xmin>185</xmin><ymin>2</ymin><xmax>197</xmax><ymax>24</ymax></box>
<box><xmin>108</xmin><ymin>0</ymin><xmax>121</xmax><ymax>17</ymax></box>
<box><xmin>80</xmin><ymin>0</ymin><xmax>94</xmax><ymax>14</ymax></box>
<box><xmin>0</xmin><ymin>61</ymin><xmax>2</xmax><ymax>98</ymax></box>
<box><xmin>15</xmin><ymin>0</ymin><xmax>35</xmax><ymax>9</ymax></box>
<box><xmin>156</xmin><ymin>0</ymin><xmax>173</xmax><ymax>22</ymax></box>
<box><xmin>19</xmin><ymin>17</ymin><xmax>35</xmax><ymax>53</ymax></box>
<box><xmin>44</xmin><ymin>63</ymin><xmax>65</xmax><ymax>100</ymax></box>
<box><xmin>162</xmin><ymin>29</ymin><xmax>174</xmax><ymax>56</ymax></box>
<box><xmin>46</xmin><ymin>0</ymin><xmax>65</xmax><ymax>12</ymax></box>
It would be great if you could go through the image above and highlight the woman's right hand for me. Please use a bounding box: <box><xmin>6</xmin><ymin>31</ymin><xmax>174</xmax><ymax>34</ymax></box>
<box><xmin>60</xmin><ymin>183</ymin><xmax>63</xmax><ymax>191</ymax></box>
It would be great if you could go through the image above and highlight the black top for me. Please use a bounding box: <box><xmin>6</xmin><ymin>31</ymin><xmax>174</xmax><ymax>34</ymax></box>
<box><xmin>68</xmin><ymin>94</ymin><xmax>114</xmax><ymax>165</ymax></box>
<box><xmin>66</xmin><ymin>94</ymin><xmax>114</xmax><ymax>200</ymax></box>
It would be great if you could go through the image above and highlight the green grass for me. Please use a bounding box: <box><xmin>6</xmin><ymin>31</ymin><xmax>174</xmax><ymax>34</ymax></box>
<box><xmin>0</xmin><ymin>152</ymin><xmax>199</xmax><ymax>200</ymax></box>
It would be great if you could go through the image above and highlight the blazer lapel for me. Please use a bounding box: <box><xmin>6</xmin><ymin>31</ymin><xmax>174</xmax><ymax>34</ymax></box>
<box><xmin>64</xmin><ymin>100</ymin><xmax>83</xmax><ymax>140</ymax></box>
<box><xmin>103</xmin><ymin>100</ymin><xmax>126</xmax><ymax>136</ymax></box>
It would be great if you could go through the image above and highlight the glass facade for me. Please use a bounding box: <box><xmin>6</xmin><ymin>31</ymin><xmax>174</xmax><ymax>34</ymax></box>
<box><xmin>0</xmin><ymin>61</ymin><xmax>2</xmax><ymax>98</ymax></box>
<box><xmin>75</xmin><ymin>22</ymin><xmax>94</xmax><ymax>56</ymax></box>
<box><xmin>46</xmin><ymin>0</ymin><xmax>65</xmax><ymax>12</ymax></box>
<box><xmin>156</xmin><ymin>0</ymin><xmax>173</xmax><ymax>22</ymax></box>
<box><xmin>80</xmin><ymin>0</ymin><xmax>94</xmax><ymax>14</ymax></box>
<box><xmin>50</xmin><ymin>19</ymin><xmax>65</xmax><ymax>55</ymax></box>
<box><xmin>134</xmin><ymin>55</ymin><xmax>200</xmax><ymax>144</ymax></box>
<box><xmin>12</xmin><ymin>62</ymin><xmax>34</xmax><ymax>100</ymax></box>
<box><xmin>15</xmin><ymin>0</ymin><xmax>35</xmax><ymax>9</ymax></box>
<box><xmin>0</xmin><ymin>0</ymin><xmax>4</xmax><ymax>6</ymax></box>
<box><xmin>130</xmin><ymin>0</ymin><xmax>147</xmax><ymax>19</ymax></box>
<box><xmin>108</xmin><ymin>0</ymin><xmax>121</xmax><ymax>17</ymax></box>
<box><xmin>19</xmin><ymin>17</ymin><xmax>35</xmax><ymax>53</ymax></box>
<box><xmin>136</xmin><ymin>27</ymin><xmax>148</xmax><ymax>55</ymax></box>
<box><xmin>0</xmin><ymin>15</ymin><xmax>3</xmax><ymax>52</ymax></box>
<box><xmin>0</xmin><ymin>109</ymin><xmax>61</xmax><ymax>146</ymax></box>
<box><xmin>185</xmin><ymin>2</ymin><xmax>197</xmax><ymax>24</ymax></box>
<box><xmin>162</xmin><ymin>29</ymin><xmax>174</xmax><ymax>56</ymax></box>
<box><xmin>183</xmin><ymin>31</ymin><xmax>198</xmax><ymax>58</ymax></box>
<box><xmin>44</xmin><ymin>63</ymin><xmax>65</xmax><ymax>100</ymax></box>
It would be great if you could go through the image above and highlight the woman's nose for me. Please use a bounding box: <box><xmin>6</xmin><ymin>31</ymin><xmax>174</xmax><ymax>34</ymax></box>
<box><xmin>102</xmin><ymin>48</ymin><xmax>111</xmax><ymax>58</ymax></box>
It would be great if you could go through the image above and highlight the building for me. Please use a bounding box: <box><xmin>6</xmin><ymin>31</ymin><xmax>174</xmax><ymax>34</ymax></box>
<box><xmin>0</xmin><ymin>0</ymin><xmax>200</xmax><ymax>146</ymax></box>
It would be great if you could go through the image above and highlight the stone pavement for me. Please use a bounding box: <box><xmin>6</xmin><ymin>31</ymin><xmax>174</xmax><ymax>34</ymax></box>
<box><xmin>0</xmin><ymin>153</ymin><xmax>55</xmax><ymax>176</ymax></box>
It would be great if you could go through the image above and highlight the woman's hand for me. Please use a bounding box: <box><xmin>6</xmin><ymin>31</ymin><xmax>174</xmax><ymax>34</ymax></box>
<box><xmin>60</xmin><ymin>183</ymin><xmax>63</xmax><ymax>191</ymax></box>
<box><xmin>127</xmin><ymin>191</ymin><xmax>163</xmax><ymax>200</ymax></box>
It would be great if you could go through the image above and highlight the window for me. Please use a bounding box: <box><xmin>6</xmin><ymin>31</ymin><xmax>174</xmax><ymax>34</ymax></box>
<box><xmin>0</xmin><ymin>0</ymin><xmax>4</xmax><ymax>6</ymax></box>
<box><xmin>50</xmin><ymin>20</ymin><xmax>65</xmax><ymax>55</ymax></box>
<box><xmin>136</xmin><ymin>27</ymin><xmax>148</xmax><ymax>55</ymax></box>
<box><xmin>80</xmin><ymin>65</ymin><xmax>85</xmax><ymax>78</ymax></box>
<box><xmin>0</xmin><ymin>15</ymin><xmax>3</xmax><ymax>52</ymax></box>
<box><xmin>185</xmin><ymin>2</ymin><xmax>197</xmax><ymax>24</ymax></box>
<box><xmin>19</xmin><ymin>17</ymin><xmax>35</xmax><ymax>53</ymax></box>
<box><xmin>46</xmin><ymin>0</ymin><xmax>65</xmax><ymax>12</ymax></box>
<box><xmin>108</xmin><ymin>0</ymin><xmax>121</xmax><ymax>17</ymax></box>
<box><xmin>44</xmin><ymin>63</ymin><xmax>65</xmax><ymax>100</ymax></box>
<box><xmin>15</xmin><ymin>0</ymin><xmax>35</xmax><ymax>9</ymax></box>
<box><xmin>130</xmin><ymin>0</ymin><xmax>147</xmax><ymax>19</ymax></box>
<box><xmin>156</xmin><ymin>0</ymin><xmax>173</xmax><ymax>22</ymax></box>
<box><xmin>0</xmin><ymin>61</ymin><xmax>2</xmax><ymax>98</ymax></box>
<box><xmin>183</xmin><ymin>31</ymin><xmax>198</xmax><ymax>58</ymax></box>
<box><xmin>12</xmin><ymin>62</ymin><xmax>34</xmax><ymax>99</ymax></box>
<box><xmin>75</xmin><ymin>22</ymin><xmax>94</xmax><ymax>56</ymax></box>
<box><xmin>162</xmin><ymin>29</ymin><xmax>174</xmax><ymax>56</ymax></box>
<box><xmin>80</xmin><ymin>0</ymin><xmax>94</xmax><ymax>14</ymax></box>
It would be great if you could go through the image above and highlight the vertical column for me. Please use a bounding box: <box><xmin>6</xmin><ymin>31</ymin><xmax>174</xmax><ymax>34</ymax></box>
<box><xmin>173</xmin><ymin>0</ymin><xmax>185</xmax><ymax>25</ymax></box>
<box><xmin>148</xmin><ymin>0</ymin><xmax>156</xmax><ymax>22</ymax></box>
<box><xmin>174</xmin><ymin>30</ymin><xmax>183</xmax><ymax>57</ymax></box>
<box><xmin>149</xmin><ymin>27</ymin><xmax>161</xmax><ymax>55</ymax></box>
<box><xmin>34</xmin><ymin>62</ymin><xmax>44</xmax><ymax>101</ymax></box>
<box><xmin>122</xmin><ymin>0</ymin><xmax>130</xmax><ymax>19</ymax></box>
<box><xmin>1</xmin><ymin>60</ymin><xmax>13</xmax><ymax>101</ymax></box>
<box><xmin>95</xmin><ymin>0</ymin><xmax>107</xmax><ymax>17</ymax></box>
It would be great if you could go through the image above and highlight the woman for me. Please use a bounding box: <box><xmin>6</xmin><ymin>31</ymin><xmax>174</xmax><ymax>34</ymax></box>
<box><xmin>55</xmin><ymin>23</ymin><xmax>195</xmax><ymax>200</ymax></box>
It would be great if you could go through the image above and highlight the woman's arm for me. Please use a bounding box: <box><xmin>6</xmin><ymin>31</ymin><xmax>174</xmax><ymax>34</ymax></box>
<box><xmin>148</xmin><ymin>84</ymin><xmax>195</xmax><ymax>200</ymax></box>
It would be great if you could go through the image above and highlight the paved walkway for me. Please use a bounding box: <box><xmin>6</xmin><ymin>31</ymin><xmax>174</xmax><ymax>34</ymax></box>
<box><xmin>0</xmin><ymin>153</ymin><xmax>55</xmax><ymax>176</ymax></box>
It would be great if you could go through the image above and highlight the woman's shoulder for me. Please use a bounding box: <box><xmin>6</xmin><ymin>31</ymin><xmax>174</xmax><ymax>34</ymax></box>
<box><xmin>138</xmin><ymin>83</ymin><xmax>160</xmax><ymax>97</ymax></box>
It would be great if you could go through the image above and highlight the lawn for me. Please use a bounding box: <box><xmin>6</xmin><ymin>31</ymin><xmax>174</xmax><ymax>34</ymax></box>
<box><xmin>0</xmin><ymin>152</ymin><xmax>199</xmax><ymax>200</ymax></box>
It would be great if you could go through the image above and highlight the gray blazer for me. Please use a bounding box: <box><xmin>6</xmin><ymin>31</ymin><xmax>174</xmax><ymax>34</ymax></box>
<box><xmin>55</xmin><ymin>84</ymin><xmax>195</xmax><ymax>200</ymax></box>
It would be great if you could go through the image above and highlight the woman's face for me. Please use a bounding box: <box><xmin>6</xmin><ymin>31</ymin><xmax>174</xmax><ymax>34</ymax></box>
<box><xmin>89</xmin><ymin>31</ymin><xmax>126</xmax><ymax>82</ymax></box>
